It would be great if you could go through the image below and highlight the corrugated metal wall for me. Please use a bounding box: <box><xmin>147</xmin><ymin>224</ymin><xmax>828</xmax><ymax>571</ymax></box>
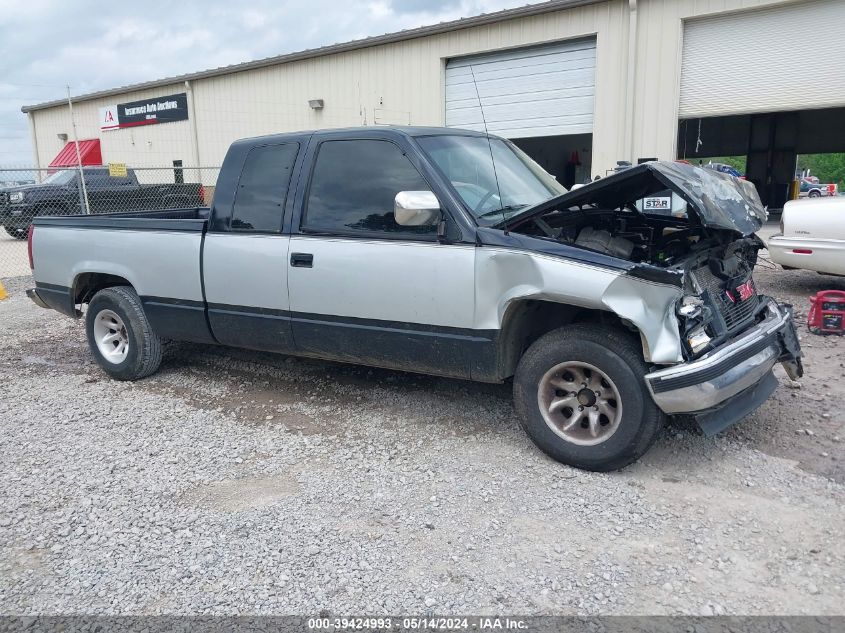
<box><xmin>28</xmin><ymin>0</ymin><xmax>834</xmax><ymax>177</ymax></box>
<box><xmin>29</xmin><ymin>83</ymin><xmax>194</xmax><ymax>169</ymax></box>
<box><xmin>30</xmin><ymin>1</ymin><xmax>630</xmax><ymax>175</ymax></box>
<box><xmin>187</xmin><ymin>0</ymin><xmax>630</xmax><ymax>170</ymax></box>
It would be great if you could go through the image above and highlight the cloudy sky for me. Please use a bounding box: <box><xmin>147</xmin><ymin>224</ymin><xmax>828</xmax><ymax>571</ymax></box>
<box><xmin>0</xmin><ymin>0</ymin><xmax>537</xmax><ymax>165</ymax></box>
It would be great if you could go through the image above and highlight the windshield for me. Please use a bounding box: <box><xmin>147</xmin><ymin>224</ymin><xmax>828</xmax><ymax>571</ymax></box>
<box><xmin>42</xmin><ymin>170</ymin><xmax>77</xmax><ymax>186</ymax></box>
<box><xmin>417</xmin><ymin>135</ymin><xmax>566</xmax><ymax>223</ymax></box>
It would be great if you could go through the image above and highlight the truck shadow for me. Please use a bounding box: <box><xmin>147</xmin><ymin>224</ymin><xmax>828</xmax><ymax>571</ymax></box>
<box><xmin>153</xmin><ymin>341</ymin><xmax>517</xmax><ymax>441</ymax></box>
<box><xmin>148</xmin><ymin>337</ymin><xmax>839</xmax><ymax>480</ymax></box>
<box><xmin>152</xmin><ymin>339</ymin><xmax>787</xmax><ymax>480</ymax></box>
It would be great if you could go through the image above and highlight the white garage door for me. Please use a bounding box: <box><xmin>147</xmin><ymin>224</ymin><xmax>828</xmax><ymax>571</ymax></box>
<box><xmin>680</xmin><ymin>0</ymin><xmax>845</xmax><ymax>118</ymax></box>
<box><xmin>445</xmin><ymin>38</ymin><xmax>596</xmax><ymax>138</ymax></box>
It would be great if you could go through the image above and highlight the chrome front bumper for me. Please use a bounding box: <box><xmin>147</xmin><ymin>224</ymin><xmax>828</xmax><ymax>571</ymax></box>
<box><xmin>645</xmin><ymin>300</ymin><xmax>802</xmax><ymax>419</ymax></box>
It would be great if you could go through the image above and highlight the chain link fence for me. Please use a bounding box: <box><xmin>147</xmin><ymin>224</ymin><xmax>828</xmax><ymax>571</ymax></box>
<box><xmin>0</xmin><ymin>165</ymin><xmax>219</xmax><ymax>280</ymax></box>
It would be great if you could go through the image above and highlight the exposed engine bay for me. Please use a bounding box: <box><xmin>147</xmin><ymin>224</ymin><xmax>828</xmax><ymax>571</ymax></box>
<box><xmin>504</xmin><ymin>160</ymin><xmax>768</xmax><ymax>271</ymax></box>
<box><xmin>517</xmin><ymin>205</ymin><xmax>717</xmax><ymax>268</ymax></box>
<box><xmin>502</xmin><ymin>161</ymin><xmax>773</xmax><ymax>360</ymax></box>
<box><xmin>517</xmin><ymin>206</ymin><xmax>767</xmax><ymax>355</ymax></box>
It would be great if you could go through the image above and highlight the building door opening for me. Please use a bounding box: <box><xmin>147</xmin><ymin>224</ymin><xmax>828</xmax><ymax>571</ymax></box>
<box><xmin>511</xmin><ymin>134</ymin><xmax>592</xmax><ymax>189</ymax></box>
<box><xmin>678</xmin><ymin>106</ymin><xmax>845</xmax><ymax>210</ymax></box>
<box><xmin>795</xmin><ymin>153</ymin><xmax>844</xmax><ymax>198</ymax></box>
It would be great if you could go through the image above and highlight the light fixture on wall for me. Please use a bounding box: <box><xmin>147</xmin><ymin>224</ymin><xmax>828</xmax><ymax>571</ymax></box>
<box><xmin>57</xmin><ymin>133</ymin><xmax>68</xmax><ymax>141</ymax></box>
<box><xmin>308</xmin><ymin>99</ymin><xmax>324</xmax><ymax>110</ymax></box>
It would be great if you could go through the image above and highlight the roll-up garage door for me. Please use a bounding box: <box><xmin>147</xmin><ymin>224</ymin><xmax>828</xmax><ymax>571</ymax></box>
<box><xmin>445</xmin><ymin>38</ymin><xmax>596</xmax><ymax>138</ymax></box>
<box><xmin>679</xmin><ymin>0</ymin><xmax>845</xmax><ymax>118</ymax></box>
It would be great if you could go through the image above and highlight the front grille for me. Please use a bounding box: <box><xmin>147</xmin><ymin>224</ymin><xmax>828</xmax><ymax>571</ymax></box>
<box><xmin>694</xmin><ymin>265</ymin><xmax>760</xmax><ymax>331</ymax></box>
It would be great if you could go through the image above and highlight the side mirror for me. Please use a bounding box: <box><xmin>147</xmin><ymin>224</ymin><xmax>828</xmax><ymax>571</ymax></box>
<box><xmin>394</xmin><ymin>191</ymin><xmax>440</xmax><ymax>226</ymax></box>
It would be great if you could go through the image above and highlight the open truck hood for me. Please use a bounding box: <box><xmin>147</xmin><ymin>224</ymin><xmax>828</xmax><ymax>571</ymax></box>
<box><xmin>500</xmin><ymin>161</ymin><xmax>767</xmax><ymax>236</ymax></box>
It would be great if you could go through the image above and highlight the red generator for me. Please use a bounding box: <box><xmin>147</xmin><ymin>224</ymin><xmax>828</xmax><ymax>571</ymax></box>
<box><xmin>808</xmin><ymin>290</ymin><xmax>845</xmax><ymax>334</ymax></box>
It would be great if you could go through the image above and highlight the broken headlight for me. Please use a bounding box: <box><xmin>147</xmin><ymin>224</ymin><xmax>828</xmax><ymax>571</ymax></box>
<box><xmin>677</xmin><ymin>296</ymin><xmax>714</xmax><ymax>357</ymax></box>
<box><xmin>678</xmin><ymin>299</ymin><xmax>703</xmax><ymax>319</ymax></box>
<box><xmin>687</xmin><ymin>327</ymin><xmax>711</xmax><ymax>354</ymax></box>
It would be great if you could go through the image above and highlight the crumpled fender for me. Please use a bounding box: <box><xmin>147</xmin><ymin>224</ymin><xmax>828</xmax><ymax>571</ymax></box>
<box><xmin>601</xmin><ymin>272</ymin><xmax>684</xmax><ymax>364</ymax></box>
<box><xmin>475</xmin><ymin>246</ymin><xmax>686</xmax><ymax>366</ymax></box>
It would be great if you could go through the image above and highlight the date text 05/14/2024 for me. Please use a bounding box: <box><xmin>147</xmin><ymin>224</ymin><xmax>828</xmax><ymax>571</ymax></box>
<box><xmin>307</xmin><ymin>617</ymin><xmax>528</xmax><ymax>630</ymax></box>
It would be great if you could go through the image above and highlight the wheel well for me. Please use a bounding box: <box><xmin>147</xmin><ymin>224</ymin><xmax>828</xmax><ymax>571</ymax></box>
<box><xmin>73</xmin><ymin>273</ymin><xmax>133</xmax><ymax>305</ymax></box>
<box><xmin>496</xmin><ymin>299</ymin><xmax>640</xmax><ymax>379</ymax></box>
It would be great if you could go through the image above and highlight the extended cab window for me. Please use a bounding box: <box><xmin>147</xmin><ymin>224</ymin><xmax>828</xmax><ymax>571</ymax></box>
<box><xmin>303</xmin><ymin>139</ymin><xmax>435</xmax><ymax>236</ymax></box>
<box><xmin>232</xmin><ymin>143</ymin><xmax>299</xmax><ymax>232</ymax></box>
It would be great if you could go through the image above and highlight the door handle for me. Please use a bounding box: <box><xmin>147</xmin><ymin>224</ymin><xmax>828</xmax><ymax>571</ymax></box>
<box><xmin>290</xmin><ymin>252</ymin><xmax>314</xmax><ymax>268</ymax></box>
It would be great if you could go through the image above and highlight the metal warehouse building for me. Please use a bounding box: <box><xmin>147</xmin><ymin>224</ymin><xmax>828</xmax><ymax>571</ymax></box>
<box><xmin>21</xmin><ymin>0</ymin><xmax>845</xmax><ymax>208</ymax></box>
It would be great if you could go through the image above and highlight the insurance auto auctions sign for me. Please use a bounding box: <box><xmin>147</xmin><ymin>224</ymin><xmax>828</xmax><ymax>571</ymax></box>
<box><xmin>99</xmin><ymin>92</ymin><xmax>188</xmax><ymax>131</ymax></box>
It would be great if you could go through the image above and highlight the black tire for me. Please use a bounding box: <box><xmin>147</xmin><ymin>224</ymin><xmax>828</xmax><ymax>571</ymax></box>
<box><xmin>85</xmin><ymin>286</ymin><xmax>162</xmax><ymax>380</ymax></box>
<box><xmin>808</xmin><ymin>190</ymin><xmax>821</xmax><ymax>198</ymax></box>
<box><xmin>513</xmin><ymin>324</ymin><xmax>664</xmax><ymax>472</ymax></box>
<box><xmin>4</xmin><ymin>225</ymin><xmax>27</xmax><ymax>240</ymax></box>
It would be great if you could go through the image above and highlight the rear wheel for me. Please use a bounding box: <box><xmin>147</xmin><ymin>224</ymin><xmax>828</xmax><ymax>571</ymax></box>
<box><xmin>513</xmin><ymin>325</ymin><xmax>664</xmax><ymax>471</ymax></box>
<box><xmin>4</xmin><ymin>225</ymin><xmax>27</xmax><ymax>240</ymax></box>
<box><xmin>85</xmin><ymin>286</ymin><xmax>162</xmax><ymax>380</ymax></box>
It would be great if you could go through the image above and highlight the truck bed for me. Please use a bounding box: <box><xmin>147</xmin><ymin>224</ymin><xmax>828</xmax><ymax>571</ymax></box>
<box><xmin>33</xmin><ymin>207</ymin><xmax>210</xmax><ymax>232</ymax></box>
<box><xmin>30</xmin><ymin>207</ymin><xmax>211</xmax><ymax>325</ymax></box>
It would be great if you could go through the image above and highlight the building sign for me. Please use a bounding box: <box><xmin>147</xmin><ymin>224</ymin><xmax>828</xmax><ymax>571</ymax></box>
<box><xmin>100</xmin><ymin>105</ymin><xmax>119</xmax><ymax>130</ymax></box>
<box><xmin>99</xmin><ymin>93</ymin><xmax>188</xmax><ymax>131</ymax></box>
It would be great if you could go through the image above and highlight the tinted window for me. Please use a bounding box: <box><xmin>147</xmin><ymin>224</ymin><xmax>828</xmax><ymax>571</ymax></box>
<box><xmin>85</xmin><ymin>170</ymin><xmax>118</xmax><ymax>187</ymax></box>
<box><xmin>303</xmin><ymin>139</ymin><xmax>434</xmax><ymax>236</ymax></box>
<box><xmin>232</xmin><ymin>143</ymin><xmax>299</xmax><ymax>232</ymax></box>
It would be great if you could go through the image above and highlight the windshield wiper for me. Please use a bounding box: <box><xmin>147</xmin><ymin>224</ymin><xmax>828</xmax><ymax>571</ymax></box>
<box><xmin>477</xmin><ymin>204</ymin><xmax>529</xmax><ymax>219</ymax></box>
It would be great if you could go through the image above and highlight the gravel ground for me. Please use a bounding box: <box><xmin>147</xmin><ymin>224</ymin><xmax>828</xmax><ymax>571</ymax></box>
<box><xmin>0</xmin><ymin>232</ymin><xmax>29</xmax><ymax>278</ymax></box>
<box><xmin>0</xmin><ymin>250</ymin><xmax>843</xmax><ymax>616</ymax></box>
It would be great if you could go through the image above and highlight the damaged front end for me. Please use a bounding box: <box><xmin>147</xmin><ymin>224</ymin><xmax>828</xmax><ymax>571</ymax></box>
<box><xmin>502</xmin><ymin>161</ymin><xmax>803</xmax><ymax>433</ymax></box>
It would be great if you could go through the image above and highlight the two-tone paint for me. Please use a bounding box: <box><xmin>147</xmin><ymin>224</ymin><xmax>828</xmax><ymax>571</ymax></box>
<box><xmin>31</xmin><ymin>128</ymin><xmax>684</xmax><ymax>380</ymax></box>
<box><xmin>29</xmin><ymin>126</ymin><xmax>801</xmax><ymax>434</ymax></box>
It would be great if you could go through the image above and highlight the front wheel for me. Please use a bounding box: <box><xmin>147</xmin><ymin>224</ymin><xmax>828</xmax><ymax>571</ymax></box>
<box><xmin>85</xmin><ymin>286</ymin><xmax>162</xmax><ymax>380</ymax></box>
<box><xmin>808</xmin><ymin>190</ymin><xmax>821</xmax><ymax>198</ymax></box>
<box><xmin>513</xmin><ymin>325</ymin><xmax>664</xmax><ymax>472</ymax></box>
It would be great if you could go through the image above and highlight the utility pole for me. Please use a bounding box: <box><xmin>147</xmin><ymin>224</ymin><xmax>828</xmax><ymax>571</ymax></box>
<box><xmin>67</xmin><ymin>85</ymin><xmax>90</xmax><ymax>214</ymax></box>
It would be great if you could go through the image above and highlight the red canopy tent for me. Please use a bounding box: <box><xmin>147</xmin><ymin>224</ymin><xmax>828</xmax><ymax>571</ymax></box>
<box><xmin>48</xmin><ymin>139</ymin><xmax>102</xmax><ymax>168</ymax></box>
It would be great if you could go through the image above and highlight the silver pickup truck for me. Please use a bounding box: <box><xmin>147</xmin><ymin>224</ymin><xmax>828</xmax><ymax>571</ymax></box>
<box><xmin>27</xmin><ymin>126</ymin><xmax>803</xmax><ymax>471</ymax></box>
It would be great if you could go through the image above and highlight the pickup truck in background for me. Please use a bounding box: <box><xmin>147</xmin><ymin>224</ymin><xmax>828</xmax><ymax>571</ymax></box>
<box><xmin>26</xmin><ymin>127</ymin><xmax>803</xmax><ymax>471</ymax></box>
<box><xmin>0</xmin><ymin>166</ymin><xmax>204</xmax><ymax>239</ymax></box>
<box><xmin>703</xmin><ymin>162</ymin><xmax>745</xmax><ymax>179</ymax></box>
<box><xmin>798</xmin><ymin>177</ymin><xmax>838</xmax><ymax>198</ymax></box>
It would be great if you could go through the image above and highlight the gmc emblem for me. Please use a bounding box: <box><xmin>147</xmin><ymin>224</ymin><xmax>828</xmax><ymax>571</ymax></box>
<box><xmin>726</xmin><ymin>279</ymin><xmax>755</xmax><ymax>303</ymax></box>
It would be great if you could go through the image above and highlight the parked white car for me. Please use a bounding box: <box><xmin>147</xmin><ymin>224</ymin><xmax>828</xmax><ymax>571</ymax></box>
<box><xmin>768</xmin><ymin>198</ymin><xmax>845</xmax><ymax>275</ymax></box>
